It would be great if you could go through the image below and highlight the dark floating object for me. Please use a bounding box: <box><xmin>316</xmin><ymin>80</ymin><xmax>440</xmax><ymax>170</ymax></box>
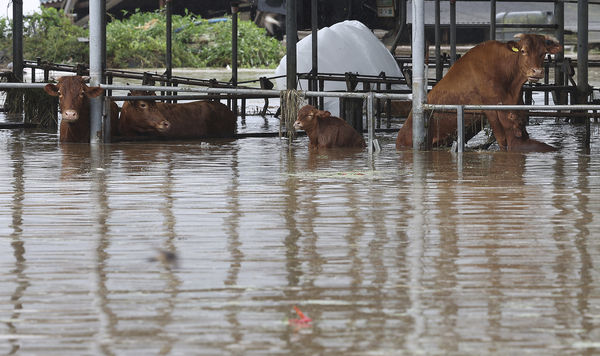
<box><xmin>148</xmin><ymin>249</ymin><xmax>178</xmax><ymax>266</ymax></box>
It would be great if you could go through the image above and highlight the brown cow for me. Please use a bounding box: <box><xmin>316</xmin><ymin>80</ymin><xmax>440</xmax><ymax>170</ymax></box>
<box><xmin>396</xmin><ymin>33</ymin><xmax>562</xmax><ymax>152</ymax></box>
<box><xmin>294</xmin><ymin>105</ymin><xmax>366</xmax><ymax>150</ymax></box>
<box><xmin>119</xmin><ymin>90</ymin><xmax>236</xmax><ymax>139</ymax></box>
<box><xmin>44</xmin><ymin>76</ymin><xmax>119</xmax><ymax>143</ymax></box>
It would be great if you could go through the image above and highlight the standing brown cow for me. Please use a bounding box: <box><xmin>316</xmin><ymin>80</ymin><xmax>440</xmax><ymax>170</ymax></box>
<box><xmin>294</xmin><ymin>105</ymin><xmax>366</xmax><ymax>150</ymax></box>
<box><xmin>44</xmin><ymin>76</ymin><xmax>119</xmax><ymax>143</ymax></box>
<box><xmin>396</xmin><ymin>33</ymin><xmax>562</xmax><ymax>152</ymax></box>
<box><xmin>119</xmin><ymin>90</ymin><xmax>236</xmax><ymax>139</ymax></box>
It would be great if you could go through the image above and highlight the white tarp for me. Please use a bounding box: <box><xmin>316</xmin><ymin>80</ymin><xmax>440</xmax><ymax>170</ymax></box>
<box><xmin>275</xmin><ymin>20</ymin><xmax>406</xmax><ymax>116</ymax></box>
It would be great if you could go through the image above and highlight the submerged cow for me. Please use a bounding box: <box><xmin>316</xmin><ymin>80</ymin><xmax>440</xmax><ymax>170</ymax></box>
<box><xmin>119</xmin><ymin>90</ymin><xmax>236</xmax><ymax>139</ymax></box>
<box><xmin>44</xmin><ymin>76</ymin><xmax>119</xmax><ymax>143</ymax></box>
<box><xmin>294</xmin><ymin>105</ymin><xmax>366</xmax><ymax>150</ymax></box>
<box><xmin>396</xmin><ymin>33</ymin><xmax>562</xmax><ymax>152</ymax></box>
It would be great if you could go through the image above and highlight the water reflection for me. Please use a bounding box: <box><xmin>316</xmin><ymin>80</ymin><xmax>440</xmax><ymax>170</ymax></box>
<box><xmin>0</xmin><ymin>122</ymin><xmax>600</xmax><ymax>354</ymax></box>
<box><xmin>7</xmin><ymin>130</ymin><xmax>29</xmax><ymax>355</ymax></box>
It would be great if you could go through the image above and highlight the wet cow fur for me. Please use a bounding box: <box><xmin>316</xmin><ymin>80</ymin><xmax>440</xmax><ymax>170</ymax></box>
<box><xmin>44</xmin><ymin>76</ymin><xmax>120</xmax><ymax>143</ymax></box>
<box><xmin>396</xmin><ymin>33</ymin><xmax>562</xmax><ymax>152</ymax></box>
<box><xmin>119</xmin><ymin>90</ymin><xmax>236</xmax><ymax>139</ymax></box>
<box><xmin>294</xmin><ymin>105</ymin><xmax>366</xmax><ymax>150</ymax></box>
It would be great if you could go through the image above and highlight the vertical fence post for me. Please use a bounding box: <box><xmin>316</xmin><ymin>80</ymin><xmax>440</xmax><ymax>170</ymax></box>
<box><xmin>89</xmin><ymin>0</ymin><xmax>104</xmax><ymax>143</ymax></box>
<box><xmin>231</xmin><ymin>3</ymin><xmax>239</xmax><ymax>116</ymax></box>
<box><xmin>286</xmin><ymin>0</ymin><xmax>297</xmax><ymax>91</ymax></box>
<box><xmin>450</xmin><ymin>0</ymin><xmax>457</xmax><ymax>66</ymax></box>
<box><xmin>412</xmin><ymin>0</ymin><xmax>427</xmax><ymax>150</ymax></box>
<box><xmin>456</xmin><ymin>105</ymin><xmax>464</xmax><ymax>153</ymax></box>
<box><xmin>489</xmin><ymin>0</ymin><xmax>496</xmax><ymax>40</ymax></box>
<box><xmin>434</xmin><ymin>0</ymin><xmax>442</xmax><ymax>81</ymax></box>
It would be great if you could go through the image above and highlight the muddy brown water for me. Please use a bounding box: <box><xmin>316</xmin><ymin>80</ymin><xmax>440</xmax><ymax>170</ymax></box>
<box><xmin>1</xmin><ymin>113</ymin><xmax>600</xmax><ymax>354</ymax></box>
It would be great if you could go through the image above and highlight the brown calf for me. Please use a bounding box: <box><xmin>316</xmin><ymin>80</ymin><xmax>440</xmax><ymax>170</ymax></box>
<box><xmin>396</xmin><ymin>33</ymin><xmax>562</xmax><ymax>152</ymax></box>
<box><xmin>294</xmin><ymin>105</ymin><xmax>366</xmax><ymax>150</ymax></box>
<box><xmin>44</xmin><ymin>76</ymin><xmax>119</xmax><ymax>143</ymax></box>
<box><xmin>119</xmin><ymin>90</ymin><xmax>236</xmax><ymax>139</ymax></box>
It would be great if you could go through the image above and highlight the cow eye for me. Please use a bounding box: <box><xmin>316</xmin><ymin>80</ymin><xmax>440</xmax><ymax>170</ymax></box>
<box><xmin>140</xmin><ymin>103</ymin><xmax>147</xmax><ymax>109</ymax></box>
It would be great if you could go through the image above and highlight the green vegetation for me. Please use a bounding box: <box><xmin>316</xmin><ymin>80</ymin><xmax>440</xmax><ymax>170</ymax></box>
<box><xmin>0</xmin><ymin>7</ymin><xmax>284</xmax><ymax>68</ymax></box>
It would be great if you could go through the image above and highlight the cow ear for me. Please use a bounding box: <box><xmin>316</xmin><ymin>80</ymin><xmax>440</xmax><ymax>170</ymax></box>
<box><xmin>85</xmin><ymin>86</ymin><xmax>104</xmax><ymax>98</ymax></box>
<box><xmin>544</xmin><ymin>35</ymin><xmax>562</xmax><ymax>54</ymax></box>
<box><xmin>44</xmin><ymin>83</ymin><xmax>59</xmax><ymax>96</ymax></box>
<box><xmin>506</xmin><ymin>41</ymin><xmax>520</xmax><ymax>53</ymax></box>
<box><xmin>316</xmin><ymin>110</ymin><xmax>331</xmax><ymax>119</ymax></box>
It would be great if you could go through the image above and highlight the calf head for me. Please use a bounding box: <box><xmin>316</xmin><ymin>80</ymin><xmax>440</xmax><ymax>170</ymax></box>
<box><xmin>294</xmin><ymin>105</ymin><xmax>330</xmax><ymax>131</ymax></box>
<box><xmin>121</xmin><ymin>90</ymin><xmax>170</xmax><ymax>135</ymax></box>
<box><xmin>509</xmin><ymin>33</ymin><xmax>562</xmax><ymax>83</ymax></box>
<box><xmin>44</xmin><ymin>76</ymin><xmax>103</xmax><ymax>123</ymax></box>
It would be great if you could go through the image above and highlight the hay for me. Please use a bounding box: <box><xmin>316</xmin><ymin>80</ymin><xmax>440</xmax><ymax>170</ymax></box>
<box><xmin>279</xmin><ymin>89</ymin><xmax>304</xmax><ymax>143</ymax></box>
<box><xmin>2</xmin><ymin>74</ymin><xmax>58</xmax><ymax>128</ymax></box>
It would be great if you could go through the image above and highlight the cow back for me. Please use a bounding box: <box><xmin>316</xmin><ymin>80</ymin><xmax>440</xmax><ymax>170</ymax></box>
<box><xmin>311</xmin><ymin>116</ymin><xmax>365</xmax><ymax>149</ymax></box>
<box><xmin>158</xmin><ymin>100</ymin><xmax>236</xmax><ymax>138</ymax></box>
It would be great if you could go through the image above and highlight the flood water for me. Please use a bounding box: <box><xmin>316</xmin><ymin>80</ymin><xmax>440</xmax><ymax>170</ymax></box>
<box><xmin>1</xmin><ymin>113</ymin><xmax>600</xmax><ymax>354</ymax></box>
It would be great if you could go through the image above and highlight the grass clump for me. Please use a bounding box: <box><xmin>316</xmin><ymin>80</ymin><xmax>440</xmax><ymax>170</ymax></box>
<box><xmin>0</xmin><ymin>8</ymin><xmax>284</xmax><ymax>69</ymax></box>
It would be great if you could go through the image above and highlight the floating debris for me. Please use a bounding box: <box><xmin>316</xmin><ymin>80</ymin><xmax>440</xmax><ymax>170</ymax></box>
<box><xmin>288</xmin><ymin>305</ymin><xmax>312</xmax><ymax>327</ymax></box>
<box><xmin>148</xmin><ymin>249</ymin><xmax>178</xmax><ymax>266</ymax></box>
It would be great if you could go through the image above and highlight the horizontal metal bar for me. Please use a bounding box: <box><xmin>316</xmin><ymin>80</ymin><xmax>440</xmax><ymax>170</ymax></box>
<box><xmin>101</xmin><ymin>84</ymin><xmax>279</xmax><ymax>96</ymax></box>
<box><xmin>423</xmin><ymin>104</ymin><xmax>600</xmax><ymax>111</ymax></box>
<box><xmin>0</xmin><ymin>83</ymin><xmax>49</xmax><ymax>89</ymax></box>
<box><xmin>110</xmin><ymin>94</ymin><xmax>276</xmax><ymax>101</ymax></box>
<box><xmin>495</xmin><ymin>24</ymin><xmax>558</xmax><ymax>29</ymax></box>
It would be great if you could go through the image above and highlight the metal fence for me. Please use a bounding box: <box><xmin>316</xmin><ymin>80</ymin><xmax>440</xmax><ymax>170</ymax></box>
<box><xmin>2</xmin><ymin>82</ymin><xmax>600</xmax><ymax>154</ymax></box>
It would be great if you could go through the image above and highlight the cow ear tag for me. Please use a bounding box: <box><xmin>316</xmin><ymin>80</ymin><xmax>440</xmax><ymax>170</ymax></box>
<box><xmin>511</xmin><ymin>47</ymin><xmax>519</xmax><ymax>52</ymax></box>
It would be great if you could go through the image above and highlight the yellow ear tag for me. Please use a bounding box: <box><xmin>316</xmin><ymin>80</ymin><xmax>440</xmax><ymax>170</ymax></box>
<box><xmin>512</xmin><ymin>47</ymin><xmax>519</xmax><ymax>52</ymax></box>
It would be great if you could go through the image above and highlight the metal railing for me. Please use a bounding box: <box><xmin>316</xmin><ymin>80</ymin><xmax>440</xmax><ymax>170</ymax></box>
<box><xmin>3</xmin><ymin>81</ymin><xmax>598</xmax><ymax>154</ymax></box>
<box><xmin>422</xmin><ymin>103</ymin><xmax>600</xmax><ymax>152</ymax></box>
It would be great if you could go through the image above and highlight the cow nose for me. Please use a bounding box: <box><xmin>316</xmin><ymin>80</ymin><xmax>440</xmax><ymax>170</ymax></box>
<box><xmin>293</xmin><ymin>120</ymin><xmax>302</xmax><ymax>130</ymax></box>
<box><xmin>62</xmin><ymin>110</ymin><xmax>78</xmax><ymax>121</ymax></box>
<box><xmin>157</xmin><ymin>120</ymin><xmax>170</xmax><ymax>132</ymax></box>
<box><xmin>531</xmin><ymin>68</ymin><xmax>543</xmax><ymax>77</ymax></box>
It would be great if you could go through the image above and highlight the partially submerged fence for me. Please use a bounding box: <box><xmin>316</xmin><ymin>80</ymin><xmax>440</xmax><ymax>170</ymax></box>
<box><xmin>422</xmin><ymin>103</ymin><xmax>600</xmax><ymax>152</ymax></box>
<box><xmin>1</xmin><ymin>81</ymin><xmax>600</xmax><ymax>154</ymax></box>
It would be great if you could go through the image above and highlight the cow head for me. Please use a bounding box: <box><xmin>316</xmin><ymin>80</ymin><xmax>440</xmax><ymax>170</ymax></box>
<box><xmin>44</xmin><ymin>76</ymin><xmax>103</xmax><ymax>123</ymax></box>
<box><xmin>508</xmin><ymin>33</ymin><xmax>562</xmax><ymax>83</ymax></box>
<box><xmin>294</xmin><ymin>105</ymin><xmax>330</xmax><ymax>131</ymax></box>
<box><xmin>120</xmin><ymin>90</ymin><xmax>170</xmax><ymax>135</ymax></box>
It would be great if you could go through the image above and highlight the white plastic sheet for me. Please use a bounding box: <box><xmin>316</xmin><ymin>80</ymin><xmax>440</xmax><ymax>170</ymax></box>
<box><xmin>275</xmin><ymin>20</ymin><xmax>406</xmax><ymax>116</ymax></box>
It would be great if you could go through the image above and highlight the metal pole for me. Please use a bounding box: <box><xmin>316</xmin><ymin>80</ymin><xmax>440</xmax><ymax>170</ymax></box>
<box><xmin>310</xmin><ymin>0</ymin><xmax>318</xmax><ymax>106</ymax></box>
<box><xmin>89</xmin><ymin>0</ymin><xmax>104</xmax><ymax>143</ymax></box>
<box><xmin>166</xmin><ymin>0</ymin><xmax>172</xmax><ymax>80</ymax></box>
<box><xmin>456</xmin><ymin>105</ymin><xmax>464</xmax><ymax>152</ymax></box>
<box><xmin>231</xmin><ymin>3</ymin><xmax>239</xmax><ymax>115</ymax></box>
<box><xmin>368</xmin><ymin>92</ymin><xmax>374</xmax><ymax>155</ymax></box>
<box><xmin>450</xmin><ymin>0</ymin><xmax>457</xmax><ymax>66</ymax></box>
<box><xmin>554</xmin><ymin>0</ymin><xmax>565</xmax><ymax>104</ymax></box>
<box><xmin>412</xmin><ymin>0</ymin><xmax>427</xmax><ymax>150</ymax></box>
<box><xmin>435</xmin><ymin>0</ymin><xmax>442</xmax><ymax>81</ymax></box>
<box><xmin>577</xmin><ymin>0</ymin><xmax>588</xmax><ymax>105</ymax></box>
<box><xmin>12</xmin><ymin>0</ymin><xmax>23</xmax><ymax>83</ymax></box>
<box><xmin>490</xmin><ymin>0</ymin><xmax>496</xmax><ymax>40</ymax></box>
<box><xmin>286</xmin><ymin>0</ymin><xmax>297</xmax><ymax>90</ymax></box>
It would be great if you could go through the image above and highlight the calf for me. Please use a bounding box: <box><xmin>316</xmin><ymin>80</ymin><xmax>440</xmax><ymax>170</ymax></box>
<box><xmin>294</xmin><ymin>105</ymin><xmax>366</xmax><ymax>150</ymax></box>
<box><xmin>119</xmin><ymin>90</ymin><xmax>236</xmax><ymax>139</ymax></box>
<box><xmin>44</xmin><ymin>76</ymin><xmax>119</xmax><ymax>143</ymax></box>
